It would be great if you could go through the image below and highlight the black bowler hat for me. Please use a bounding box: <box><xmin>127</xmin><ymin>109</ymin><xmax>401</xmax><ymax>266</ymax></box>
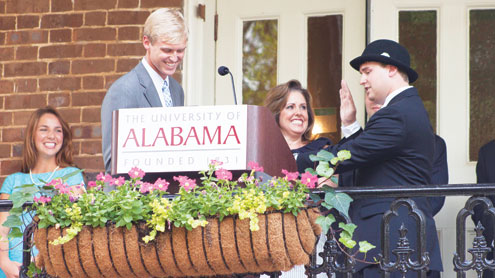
<box><xmin>350</xmin><ymin>39</ymin><xmax>418</xmax><ymax>83</ymax></box>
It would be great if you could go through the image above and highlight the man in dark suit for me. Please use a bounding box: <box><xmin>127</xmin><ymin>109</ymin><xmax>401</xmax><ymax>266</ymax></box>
<box><xmin>472</xmin><ymin>140</ymin><xmax>495</xmax><ymax>278</ymax></box>
<box><xmin>101</xmin><ymin>8</ymin><xmax>187</xmax><ymax>173</ymax></box>
<box><xmin>298</xmin><ymin>39</ymin><xmax>442</xmax><ymax>277</ymax></box>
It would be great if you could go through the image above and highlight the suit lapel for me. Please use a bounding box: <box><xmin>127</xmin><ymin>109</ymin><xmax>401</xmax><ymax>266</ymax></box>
<box><xmin>135</xmin><ymin>62</ymin><xmax>163</xmax><ymax>107</ymax></box>
<box><xmin>169</xmin><ymin>77</ymin><xmax>182</xmax><ymax>106</ymax></box>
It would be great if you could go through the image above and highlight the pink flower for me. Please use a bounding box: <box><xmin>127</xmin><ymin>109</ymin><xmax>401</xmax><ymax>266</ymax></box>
<box><xmin>247</xmin><ymin>161</ymin><xmax>264</xmax><ymax>172</ymax></box>
<box><xmin>33</xmin><ymin>196</ymin><xmax>51</xmax><ymax>203</ymax></box>
<box><xmin>87</xmin><ymin>181</ymin><xmax>97</xmax><ymax>188</ymax></box>
<box><xmin>128</xmin><ymin>167</ymin><xmax>145</xmax><ymax>179</ymax></box>
<box><xmin>210</xmin><ymin>160</ymin><xmax>223</xmax><ymax>167</ymax></box>
<box><xmin>96</xmin><ymin>172</ymin><xmax>106</xmax><ymax>181</ymax></box>
<box><xmin>153</xmin><ymin>178</ymin><xmax>169</xmax><ymax>192</ymax></box>
<box><xmin>173</xmin><ymin>176</ymin><xmax>197</xmax><ymax>192</ymax></box>
<box><xmin>139</xmin><ymin>182</ymin><xmax>153</xmax><ymax>194</ymax></box>
<box><xmin>301</xmin><ymin>172</ymin><xmax>318</xmax><ymax>189</ymax></box>
<box><xmin>46</xmin><ymin>178</ymin><xmax>63</xmax><ymax>188</ymax></box>
<box><xmin>111</xmin><ymin>176</ymin><xmax>126</xmax><ymax>187</ymax></box>
<box><xmin>282</xmin><ymin>169</ymin><xmax>299</xmax><ymax>181</ymax></box>
<box><xmin>215</xmin><ymin>168</ymin><xmax>232</xmax><ymax>181</ymax></box>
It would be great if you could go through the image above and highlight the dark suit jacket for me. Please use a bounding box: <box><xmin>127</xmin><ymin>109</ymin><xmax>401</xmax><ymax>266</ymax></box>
<box><xmin>428</xmin><ymin>135</ymin><xmax>449</xmax><ymax>216</ymax></box>
<box><xmin>472</xmin><ymin>140</ymin><xmax>495</xmax><ymax>271</ymax></box>
<box><xmin>101</xmin><ymin>61</ymin><xmax>185</xmax><ymax>173</ymax></box>
<box><xmin>297</xmin><ymin>87</ymin><xmax>442</xmax><ymax>272</ymax></box>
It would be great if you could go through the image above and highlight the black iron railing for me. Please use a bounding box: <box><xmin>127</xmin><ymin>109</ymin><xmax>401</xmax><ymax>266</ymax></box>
<box><xmin>3</xmin><ymin>183</ymin><xmax>495</xmax><ymax>278</ymax></box>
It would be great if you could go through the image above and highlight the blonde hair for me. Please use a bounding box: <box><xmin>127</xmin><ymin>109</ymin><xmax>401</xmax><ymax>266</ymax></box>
<box><xmin>143</xmin><ymin>8</ymin><xmax>188</xmax><ymax>44</ymax></box>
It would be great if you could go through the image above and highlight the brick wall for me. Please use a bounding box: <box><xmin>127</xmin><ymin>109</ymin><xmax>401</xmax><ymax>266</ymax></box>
<box><xmin>0</xmin><ymin>0</ymin><xmax>184</xmax><ymax>185</ymax></box>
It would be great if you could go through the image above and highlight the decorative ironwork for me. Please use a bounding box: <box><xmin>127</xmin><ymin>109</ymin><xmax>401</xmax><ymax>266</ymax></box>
<box><xmin>305</xmin><ymin>232</ymin><xmax>355</xmax><ymax>277</ymax></box>
<box><xmin>379</xmin><ymin>198</ymin><xmax>430</xmax><ymax>278</ymax></box>
<box><xmin>454</xmin><ymin>196</ymin><xmax>495</xmax><ymax>277</ymax></box>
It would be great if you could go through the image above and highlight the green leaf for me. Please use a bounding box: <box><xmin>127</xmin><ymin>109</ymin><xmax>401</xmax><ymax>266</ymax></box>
<box><xmin>338</xmin><ymin>235</ymin><xmax>356</xmax><ymax>249</ymax></box>
<box><xmin>315</xmin><ymin>214</ymin><xmax>335</xmax><ymax>234</ymax></box>
<box><xmin>3</xmin><ymin>215</ymin><xmax>22</xmax><ymax>228</ymax></box>
<box><xmin>60</xmin><ymin>169</ymin><xmax>84</xmax><ymax>181</ymax></box>
<box><xmin>339</xmin><ymin>222</ymin><xmax>357</xmax><ymax>236</ymax></box>
<box><xmin>359</xmin><ymin>241</ymin><xmax>375</xmax><ymax>253</ymax></box>
<box><xmin>330</xmin><ymin>157</ymin><xmax>340</xmax><ymax>165</ymax></box>
<box><xmin>316</xmin><ymin>161</ymin><xmax>334</xmax><ymax>178</ymax></box>
<box><xmin>304</xmin><ymin>168</ymin><xmax>317</xmax><ymax>175</ymax></box>
<box><xmin>337</xmin><ymin>150</ymin><xmax>351</xmax><ymax>160</ymax></box>
<box><xmin>309</xmin><ymin>193</ymin><xmax>321</xmax><ymax>203</ymax></box>
<box><xmin>8</xmin><ymin>227</ymin><xmax>23</xmax><ymax>239</ymax></box>
<box><xmin>326</xmin><ymin>192</ymin><xmax>352</xmax><ymax>219</ymax></box>
<box><xmin>330</xmin><ymin>176</ymin><xmax>339</xmax><ymax>185</ymax></box>
<box><xmin>316</xmin><ymin>149</ymin><xmax>335</xmax><ymax>161</ymax></box>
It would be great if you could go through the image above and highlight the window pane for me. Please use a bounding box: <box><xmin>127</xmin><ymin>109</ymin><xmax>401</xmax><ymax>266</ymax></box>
<box><xmin>307</xmin><ymin>15</ymin><xmax>342</xmax><ymax>143</ymax></box>
<box><xmin>399</xmin><ymin>10</ymin><xmax>437</xmax><ymax>131</ymax></box>
<box><xmin>242</xmin><ymin>20</ymin><xmax>278</xmax><ymax>105</ymax></box>
<box><xmin>469</xmin><ymin>9</ymin><xmax>495</xmax><ymax>161</ymax></box>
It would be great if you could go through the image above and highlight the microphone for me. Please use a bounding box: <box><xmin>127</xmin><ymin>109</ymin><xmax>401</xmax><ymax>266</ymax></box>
<box><xmin>217</xmin><ymin>66</ymin><xmax>237</xmax><ymax>105</ymax></box>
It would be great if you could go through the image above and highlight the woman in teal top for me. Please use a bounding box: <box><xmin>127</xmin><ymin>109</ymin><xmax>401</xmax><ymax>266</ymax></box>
<box><xmin>0</xmin><ymin>107</ymin><xmax>84</xmax><ymax>278</ymax></box>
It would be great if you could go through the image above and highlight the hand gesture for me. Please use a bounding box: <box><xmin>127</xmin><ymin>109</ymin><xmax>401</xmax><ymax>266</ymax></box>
<box><xmin>339</xmin><ymin>80</ymin><xmax>357</xmax><ymax>126</ymax></box>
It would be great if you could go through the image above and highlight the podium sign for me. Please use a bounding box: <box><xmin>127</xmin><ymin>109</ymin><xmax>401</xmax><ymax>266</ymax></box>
<box><xmin>113</xmin><ymin>105</ymin><xmax>248</xmax><ymax>174</ymax></box>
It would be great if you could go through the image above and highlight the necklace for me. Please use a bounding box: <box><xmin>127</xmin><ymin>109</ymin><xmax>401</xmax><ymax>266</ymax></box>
<box><xmin>30</xmin><ymin>165</ymin><xmax>60</xmax><ymax>186</ymax></box>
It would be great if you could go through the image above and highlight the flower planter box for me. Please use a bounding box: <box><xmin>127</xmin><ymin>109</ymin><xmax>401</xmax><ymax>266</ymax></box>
<box><xmin>34</xmin><ymin>208</ymin><xmax>321</xmax><ymax>278</ymax></box>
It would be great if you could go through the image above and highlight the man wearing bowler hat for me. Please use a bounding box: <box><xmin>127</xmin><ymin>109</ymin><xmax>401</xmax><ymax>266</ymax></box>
<box><xmin>297</xmin><ymin>39</ymin><xmax>442</xmax><ymax>277</ymax></box>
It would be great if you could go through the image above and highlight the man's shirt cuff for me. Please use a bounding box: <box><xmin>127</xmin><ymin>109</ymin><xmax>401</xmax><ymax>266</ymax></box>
<box><xmin>341</xmin><ymin>121</ymin><xmax>361</xmax><ymax>138</ymax></box>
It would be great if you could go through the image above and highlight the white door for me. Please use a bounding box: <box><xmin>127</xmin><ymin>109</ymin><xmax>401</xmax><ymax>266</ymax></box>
<box><xmin>214</xmin><ymin>0</ymin><xmax>367</xmax><ymax>128</ymax></box>
<box><xmin>370</xmin><ymin>1</ymin><xmax>495</xmax><ymax>277</ymax></box>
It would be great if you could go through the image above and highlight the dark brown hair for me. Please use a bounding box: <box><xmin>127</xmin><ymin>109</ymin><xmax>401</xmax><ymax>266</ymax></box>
<box><xmin>21</xmin><ymin>106</ymin><xmax>75</xmax><ymax>173</ymax></box>
<box><xmin>264</xmin><ymin>80</ymin><xmax>315</xmax><ymax>141</ymax></box>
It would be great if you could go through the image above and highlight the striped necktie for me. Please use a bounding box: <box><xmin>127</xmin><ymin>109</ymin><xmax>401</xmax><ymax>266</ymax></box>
<box><xmin>162</xmin><ymin>79</ymin><xmax>173</xmax><ymax>107</ymax></box>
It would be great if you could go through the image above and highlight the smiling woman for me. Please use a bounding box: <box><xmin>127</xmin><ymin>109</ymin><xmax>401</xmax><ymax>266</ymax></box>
<box><xmin>0</xmin><ymin>106</ymin><xmax>84</xmax><ymax>278</ymax></box>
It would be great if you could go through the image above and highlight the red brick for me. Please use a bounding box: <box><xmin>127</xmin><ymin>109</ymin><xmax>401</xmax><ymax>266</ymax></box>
<box><xmin>117</xmin><ymin>58</ymin><xmax>139</xmax><ymax>72</ymax></box>
<box><xmin>72</xmin><ymin>141</ymin><xmax>81</xmax><ymax>154</ymax></box>
<box><xmin>82</xmin><ymin>107</ymin><xmax>100</xmax><ymax>123</ymax></box>
<box><xmin>13</xmin><ymin>143</ymin><xmax>23</xmax><ymax>157</ymax></box>
<box><xmin>74</xmin><ymin>0</ymin><xmax>116</xmax><ymax>10</ymax></box>
<box><xmin>6</xmin><ymin>30</ymin><xmax>48</xmax><ymax>45</ymax></box>
<box><xmin>39</xmin><ymin>44</ymin><xmax>83</xmax><ymax>58</ymax></box>
<box><xmin>58</xmin><ymin>107</ymin><xmax>81</xmax><ymax>123</ymax></box>
<box><xmin>108</xmin><ymin>11</ymin><xmax>149</xmax><ymax>25</ymax></box>
<box><xmin>13</xmin><ymin>110</ymin><xmax>33</xmax><ymax>125</ymax></box>
<box><xmin>0</xmin><ymin>2</ymin><xmax>5</xmax><ymax>13</ymax></box>
<box><xmin>71</xmin><ymin>124</ymin><xmax>101</xmax><ymax>139</ymax></box>
<box><xmin>0</xmin><ymin>33</ymin><xmax>5</xmax><ymax>45</ymax></box>
<box><xmin>48</xmin><ymin>61</ymin><xmax>70</xmax><ymax>74</ymax></box>
<box><xmin>1</xmin><ymin>159</ymin><xmax>22</xmax><ymax>176</ymax></box>
<box><xmin>73</xmin><ymin>155</ymin><xmax>104</xmax><ymax>172</ymax></box>
<box><xmin>5</xmin><ymin>0</ymin><xmax>49</xmax><ymax>13</ymax></box>
<box><xmin>118</xmin><ymin>0</ymin><xmax>138</xmax><ymax>8</ymax></box>
<box><xmin>72</xmin><ymin>59</ymin><xmax>114</xmax><ymax>74</ymax></box>
<box><xmin>17</xmin><ymin>15</ymin><xmax>39</xmax><ymax>29</ymax></box>
<box><xmin>82</xmin><ymin>76</ymin><xmax>104</xmax><ymax>90</ymax></box>
<box><xmin>41</xmin><ymin>14</ymin><xmax>83</xmax><ymax>28</ymax></box>
<box><xmin>84</xmin><ymin>11</ymin><xmax>106</xmax><ymax>26</ymax></box>
<box><xmin>117</xmin><ymin>27</ymin><xmax>140</xmax><ymax>41</ymax></box>
<box><xmin>4</xmin><ymin>62</ymin><xmax>46</xmax><ymax>77</ymax></box>
<box><xmin>0</xmin><ymin>80</ymin><xmax>14</xmax><ymax>94</ymax></box>
<box><xmin>0</xmin><ymin>16</ymin><xmax>15</xmax><ymax>30</ymax></box>
<box><xmin>51</xmin><ymin>0</ymin><xmax>73</xmax><ymax>12</ymax></box>
<box><xmin>80</xmin><ymin>140</ymin><xmax>101</xmax><ymax>154</ymax></box>
<box><xmin>14</xmin><ymin>79</ymin><xmax>37</xmax><ymax>93</ymax></box>
<box><xmin>5</xmin><ymin>94</ymin><xmax>46</xmax><ymax>109</ymax></box>
<box><xmin>40</xmin><ymin>77</ymin><xmax>81</xmax><ymax>91</ymax></box>
<box><xmin>0</xmin><ymin>47</ymin><xmax>14</xmax><ymax>61</ymax></box>
<box><xmin>0</xmin><ymin>144</ymin><xmax>11</xmax><ymax>158</ymax></box>
<box><xmin>2</xmin><ymin>127</ymin><xmax>24</xmax><ymax>142</ymax></box>
<box><xmin>83</xmin><ymin>43</ymin><xmax>106</xmax><ymax>57</ymax></box>
<box><xmin>0</xmin><ymin>112</ymin><xmax>12</xmax><ymax>125</ymax></box>
<box><xmin>74</xmin><ymin>27</ymin><xmax>116</xmax><ymax>42</ymax></box>
<box><xmin>50</xmin><ymin>29</ymin><xmax>72</xmax><ymax>43</ymax></box>
<box><xmin>48</xmin><ymin>92</ymin><xmax>71</xmax><ymax>107</ymax></box>
<box><xmin>15</xmin><ymin>46</ymin><xmax>38</xmax><ymax>60</ymax></box>
<box><xmin>72</xmin><ymin>91</ymin><xmax>105</xmax><ymax>106</ymax></box>
<box><xmin>107</xmin><ymin>43</ymin><xmax>143</xmax><ymax>57</ymax></box>
<box><xmin>141</xmin><ymin>0</ymin><xmax>182</xmax><ymax>8</ymax></box>
<box><xmin>105</xmin><ymin>74</ymin><xmax>122</xmax><ymax>89</ymax></box>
